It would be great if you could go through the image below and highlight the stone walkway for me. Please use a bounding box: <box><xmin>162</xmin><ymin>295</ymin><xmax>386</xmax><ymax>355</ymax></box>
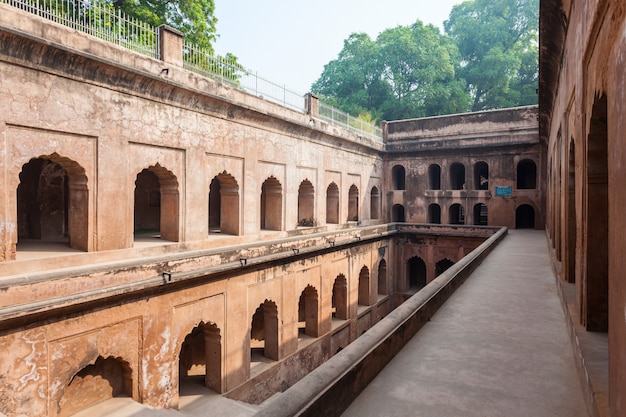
<box><xmin>342</xmin><ymin>230</ymin><xmax>588</xmax><ymax>417</ymax></box>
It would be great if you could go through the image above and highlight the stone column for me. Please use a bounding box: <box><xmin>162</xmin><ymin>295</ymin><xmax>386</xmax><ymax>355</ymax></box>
<box><xmin>158</xmin><ymin>25</ymin><xmax>184</xmax><ymax>67</ymax></box>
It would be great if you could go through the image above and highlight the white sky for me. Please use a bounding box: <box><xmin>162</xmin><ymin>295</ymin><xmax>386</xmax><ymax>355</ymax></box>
<box><xmin>213</xmin><ymin>0</ymin><xmax>463</xmax><ymax>95</ymax></box>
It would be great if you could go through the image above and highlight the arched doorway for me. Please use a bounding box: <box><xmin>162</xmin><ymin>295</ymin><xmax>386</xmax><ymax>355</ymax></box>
<box><xmin>391</xmin><ymin>165</ymin><xmax>406</xmax><ymax>190</ymax></box>
<box><xmin>326</xmin><ymin>182</ymin><xmax>339</xmax><ymax>224</ymax></box>
<box><xmin>392</xmin><ymin>204</ymin><xmax>405</xmax><ymax>222</ymax></box>
<box><xmin>474</xmin><ymin>161</ymin><xmax>489</xmax><ymax>190</ymax></box>
<box><xmin>428</xmin><ymin>164</ymin><xmax>441</xmax><ymax>190</ymax></box>
<box><xmin>428</xmin><ymin>203</ymin><xmax>441</xmax><ymax>224</ymax></box>
<box><xmin>332</xmin><ymin>274</ymin><xmax>348</xmax><ymax>320</ymax></box>
<box><xmin>584</xmin><ymin>94</ymin><xmax>608</xmax><ymax>332</ymax></box>
<box><xmin>435</xmin><ymin>258</ymin><xmax>455</xmax><ymax>276</ymax></box>
<box><xmin>348</xmin><ymin>184</ymin><xmax>359</xmax><ymax>221</ymax></box>
<box><xmin>378</xmin><ymin>259</ymin><xmax>388</xmax><ymax>296</ymax></box>
<box><xmin>517</xmin><ymin>159</ymin><xmax>537</xmax><ymax>189</ymax></box>
<box><xmin>179</xmin><ymin>322</ymin><xmax>222</xmax><ymax>394</ymax></box>
<box><xmin>566</xmin><ymin>137</ymin><xmax>576</xmax><ymax>283</ymax></box>
<box><xmin>260</xmin><ymin>177</ymin><xmax>282</xmax><ymax>231</ymax></box>
<box><xmin>449</xmin><ymin>162</ymin><xmax>465</xmax><ymax>190</ymax></box>
<box><xmin>449</xmin><ymin>203</ymin><xmax>465</xmax><ymax>224</ymax></box>
<box><xmin>473</xmin><ymin>203</ymin><xmax>488</xmax><ymax>225</ymax></box>
<box><xmin>250</xmin><ymin>300</ymin><xmax>279</xmax><ymax>362</ymax></box>
<box><xmin>134</xmin><ymin>165</ymin><xmax>179</xmax><ymax>242</ymax></box>
<box><xmin>358</xmin><ymin>266</ymin><xmax>370</xmax><ymax>306</ymax></box>
<box><xmin>298</xmin><ymin>285</ymin><xmax>319</xmax><ymax>338</ymax></box>
<box><xmin>209</xmin><ymin>172</ymin><xmax>239</xmax><ymax>235</ymax></box>
<box><xmin>298</xmin><ymin>179</ymin><xmax>315</xmax><ymax>227</ymax></box>
<box><xmin>515</xmin><ymin>204</ymin><xmax>535</xmax><ymax>229</ymax></box>
<box><xmin>407</xmin><ymin>256</ymin><xmax>427</xmax><ymax>291</ymax></box>
<box><xmin>370</xmin><ymin>186</ymin><xmax>380</xmax><ymax>220</ymax></box>
<box><xmin>59</xmin><ymin>356</ymin><xmax>132</xmax><ymax>417</ymax></box>
<box><xmin>17</xmin><ymin>155</ymin><xmax>89</xmax><ymax>252</ymax></box>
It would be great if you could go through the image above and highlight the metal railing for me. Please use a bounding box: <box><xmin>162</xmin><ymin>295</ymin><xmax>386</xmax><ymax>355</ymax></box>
<box><xmin>2</xmin><ymin>0</ymin><xmax>158</xmax><ymax>58</ymax></box>
<box><xmin>183</xmin><ymin>42</ymin><xmax>305</xmax><ymax>112</ymax></box>
<box><xmin>2</xmin><ymin>0</ymin><xmax>382</xmax><ymax>139</ymax></box>
<box><xmin>318</xmin><ymin>101</ymin><xmax>383</xmax><ymax>141</ymax></box>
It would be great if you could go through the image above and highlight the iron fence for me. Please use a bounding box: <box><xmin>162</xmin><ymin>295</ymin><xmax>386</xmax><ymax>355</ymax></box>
<box><xmin>183</xmin><ymin>42</ymin><xmax>305</xmax><ymax>112</ymax></box>
<box><xmin>2</xmin><ymin>0</ymin><xmax>158</xmax><ymax>57</ymax></box>
<box><xmin>318</xmin><ymin>101</ymin><xmax>383</xmax><ymax>141</ymax></box>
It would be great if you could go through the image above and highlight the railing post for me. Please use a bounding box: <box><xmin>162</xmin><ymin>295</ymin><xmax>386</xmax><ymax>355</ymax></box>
<box><xmin>305</xmin><ymin>93</ymin><xmax>319</xmax><ymax>117</ymax></box>
<box><xmin>381</xmin><ymin>120</ymin><xmax>388</xmax><ymax>143</ymax></box>
<box><xmin>158</xmin><ymin>24</ymin><xmax>183</xmax><ymax>66</ymax></box>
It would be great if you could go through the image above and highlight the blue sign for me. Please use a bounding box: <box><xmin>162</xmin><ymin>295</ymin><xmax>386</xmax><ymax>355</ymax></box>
<box><xmin>495</xmin><ymin>186</ymin><xmax>512</xmax><ymax>197</ymax></box>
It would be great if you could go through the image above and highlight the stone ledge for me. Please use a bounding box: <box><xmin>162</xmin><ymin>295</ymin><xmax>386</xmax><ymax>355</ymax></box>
<box><xmin>252</xmin><ymin>226</ymin><xmax>508</xmax><ymax>417</ymax></box>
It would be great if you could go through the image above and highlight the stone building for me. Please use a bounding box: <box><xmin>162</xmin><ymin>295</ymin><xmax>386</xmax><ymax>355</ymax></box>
<box><xmin>540</xmin><ymin>0</ymin><xmax>626</xmax><ymax>416</ymax></box>
<box><xmin>0</xmin><ymin>2</ymin><xmax>571</xmax><ymax>417</ymax></box>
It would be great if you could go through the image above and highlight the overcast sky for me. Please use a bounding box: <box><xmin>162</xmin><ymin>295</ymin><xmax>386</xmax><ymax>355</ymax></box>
<box><xmin>213</xmin><ymin>0</ymin><xmax>463</xmax><ymax>95</ymax></box>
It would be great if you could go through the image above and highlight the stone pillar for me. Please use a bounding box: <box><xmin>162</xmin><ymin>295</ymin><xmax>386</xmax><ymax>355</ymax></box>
<box><xmin>158</xmin><ymin>25</ymin><xmax>184</xmax><ymax>67</ymax></box>
<box><xmin>305</xmin><ymin>93</ymin><xmax>319</xmax><ymax>117</ymax></box>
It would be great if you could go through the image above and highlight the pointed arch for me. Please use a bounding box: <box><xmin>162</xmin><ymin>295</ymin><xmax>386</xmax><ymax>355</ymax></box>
<box><xmin>358</xmin><ymin>266</ymin><xmax>371</xmax><ymax>306</ymax></box>
<box><xmin>407</xmin><ymin>257</ymin><xmax>427</xmax><ymax>291</ymax></box>
<box><xmin>209</xmin><ymin>171</ymin><xmax>239</xmax><ymax>235</ymax></box>
<box><xmin>377</xmin><ymin>259</ymin><xmax>388</xmax><ymax>296</ymax></box>
<box><xmin>348</xmin><ymin>184</ymin><xmax>359</xmax><ymax>221</ymax></box>
<box><xmin>59</xmin><ymin>356</ymin><xmax>133</xmax><ymax>416</ymax></box>
<box><xmin>326</xmin><ymin>182</ymin><xmax>340</xmax><ymax>224</ymax></box>
<box><xmin>298</xmin><ymin>179</ymin><xmax>315</xmax><ymax>227</ymax></box>
<box><xmin>332</xmin><ymin>274</ymin><xmax>348</xmax><ymax>320</ymax></box>
<box><xmin>178</xmin><ymin>321</ymin><xmax>222</xmax><ymax>394</ymax></box>
<box><xmin>134</xmin><ymin>164</ymin><xmax>179</xmax><ymax>242</ymax></box>
<box><xmin>370</xmin><ymin>186</ymin><xmax>380</xmax><ymax>220</ymax></box>
<box><xmin>391</xmin><ymin>165</ymin><xmax>406</xmax><ymax>190</ymax></box>
<box><xmin>298</xmin><ymin>285</ymin><xmax>319</xmax><ymax>338</ymax></box>
<box><xmin>260</xmin><ymin>176</ymin><xmax>282</xmax><ymax>231</ymax></box>
<box><xmin>17</xmin><ymin>153</ymin><xmax>89</xmax><ymax>252</ymax></box>
<box><xmin>251</xmin><ymin>299</ymin><xmax>279</xmax><ymax>361</ymax></box>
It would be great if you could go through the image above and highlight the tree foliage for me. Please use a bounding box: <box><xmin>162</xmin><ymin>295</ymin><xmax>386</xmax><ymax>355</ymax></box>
<box><xmin>312</xmin><ymin>0</ymin><xmax>538</xmax><ymax>121</ymax></box>
<box><xmin>444</xmin><ymin>0</ymin><xmax>538</xmax><ymax>111</ymax></box>
<box><xmin>118</xmin><ymin>0</ymin><xmax>217</xmax><ymax>52</ymax></box>
<box><xmin>313</xmin><ymin>22</ymin><xmax>470</xmax><ymax>121</ymax></box>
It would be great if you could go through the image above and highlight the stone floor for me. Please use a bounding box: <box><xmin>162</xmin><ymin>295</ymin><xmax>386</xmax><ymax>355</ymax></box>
<box><xmin>342</xmin><ymin>230</ymin><xmax>589</xmax><ymax>417</ymax></box>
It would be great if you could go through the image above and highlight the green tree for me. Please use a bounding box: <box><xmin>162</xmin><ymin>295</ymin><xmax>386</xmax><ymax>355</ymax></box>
<box><xmin>312</xmin><ymin>21</ymin><xmax>470</xmax><ymax>122</ymax></box>
<box><xmin>444</xmin><ymin>0</ymin><xmax>538</xmax><ymax>111</ymax></box>
<box><xmin>117</xmin><ymin>0</ymin><xmax>217</xmax><ymax>52</ymax></box>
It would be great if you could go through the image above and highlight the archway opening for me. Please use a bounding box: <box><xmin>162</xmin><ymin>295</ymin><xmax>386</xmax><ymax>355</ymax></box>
<box><xmin>17</xmin><ymin>155</ymin><xmax>89</xmax><ymax>253</ymax></box>
<box><xmin>370</xmin><ymin>186</ymin><xmax>380</xmax><ymax>220</ymax></box>
<box><xmin>358</xmin><ymin>266</ymin><xmax>370</xmax><ymax>306</ymax></box>
<box><xmin>261</xmin><ymin>177</ymin><xmax>282</xmax><ymax>231</ymax></box>
<box><xmin>407</xmin><ymin>256</ymin><xmax>427</xmax><ymax>292</ymax></box>
<box><xmin>584</xmin><ymin>94</ymin><xmax>608</xmax><ymax>332</ymax></box>
<box><xmin>134</xmin><ymin>165</ymin><xmax>179</xmax><ymax>242</ymax></box>
<box><xmin>209</xmin><ymin>172</ymin><xmax>239</xmax><ymax>235</ymax></box>
<box><xmin>59</xmin><ymin>356</ymin><xmax>132</xmax><ymax>417</ymax></box>
<box><xmin>474</xmin><ymin>161</ymin><xmax>489</xmax><ymax>190</ymax></box>
<box><xmin>428</xmin><ymin>164</ymin><xmax>441</xmax><ymax>190</ymax></box>
<box><xmin>392</xmin><ymin>204</ymin><xmax>405</xmax><ymax>222</ymax></box>
<box><xmin>332</xmin><ymin>274</ymin><xmax>348</xmax><ymax>320</ymax></box>
<box><xmin>449</xmin><ymin>203</ymin><xmax>465</xmax><ymax>224</ymax></box>
<box><xmin>298</xmin><ymin>285</ymin><xmax>319</xmax><ymax>339</ymax></box>
<box><xmin>348</xmin><ymin>184</ymin><xmax>359</xmax><ymax>221</ymax></box>
<box><xmin>428</xmin><ymin>203</ymin><xmax>441</xmax><ymax>224</ymax></box>
<box><xmin>179</xmin><ymin>322</ymin><xmax>222</xmax><ymax>395</ymax></box>
<box><xmin>378</xmin><ymin>259</ymin><xmax>388</xmax><ymax>296</ymax></box>
<box><xmin>435</xmin><ymin>258</ymin><xmax>455</xmax><ymax>276</ymax></box>
<box><xmin>391</xmin><ymin>165</ymin><xmax>406</xmax><ymax>190</ymax></box>
<box><xmin>297</xmin><ymin>179</ymin><xmax>315</xmax><ymax>227</ymax></box>
<box><xmin>515</xmin><ymin>204</ymin><xmax>535</xmax><ymax>229</ymax></box>
<box><xmin>449</xmin><ymin>163</ymin><xmax>465</xmax><ymax>190</ymax></box>
<box><xmin>566</xmin><ymin>138</ymin><xmax>576</xmax><ymax>283</ymax></box>
<box><xmin>473</xmin><ymin>203</ymin><xmax>488</xmax><ymax>225</ymax></box>
<box><xmin>326</xmin><ymin>182</ymin><xmax>339</xmax><ymax>224</ymax></box>
<box><xmin>251</xmin><ymin>300</ymin><xmax>279</xmax><ymax>364</ymax></box>
<box><xmin>517</xmin><ymin>159</ymin><xmax>537</xmax><ymax>189</ymax></box>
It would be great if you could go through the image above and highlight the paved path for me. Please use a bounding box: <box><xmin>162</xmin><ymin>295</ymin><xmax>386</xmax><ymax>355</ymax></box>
<box><xmin>342</xmin><ymin>230</ymin><xmax>588</xmax><ymax>417</ymax></box>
